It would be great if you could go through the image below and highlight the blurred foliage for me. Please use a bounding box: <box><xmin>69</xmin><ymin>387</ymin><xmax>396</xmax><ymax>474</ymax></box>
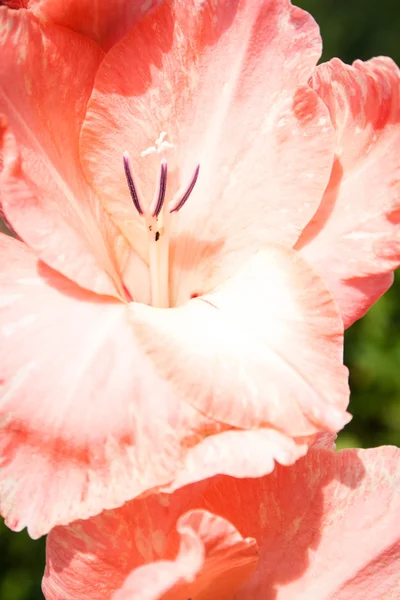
<box><xmin>0</xmin><ymin>522</ymin><xmax>45</xmax><ymax>600</ymax></box>
<box><xmin>299</xmin><ymin>0</ymin><xmax>400</xmax><ymax>65</ymax></box>
<box><xmin>342</xmin><ymin>272</ymin><xmax>400</xmax><ymax>450</ymax></box>
<box><xmin>1</xmin><ymin>0</ymin><xmax>400</xmax><ymax>598</ymax></box>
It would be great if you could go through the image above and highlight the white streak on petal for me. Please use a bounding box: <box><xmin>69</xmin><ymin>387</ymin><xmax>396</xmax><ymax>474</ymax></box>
<box><xmin>2</xmin><ymin>314</ymin><xmax>37</xmax><ymax>337</ymax></box>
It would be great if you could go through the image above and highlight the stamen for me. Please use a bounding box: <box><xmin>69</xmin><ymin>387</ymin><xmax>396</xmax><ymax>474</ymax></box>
<box><xmin>122</xmin><ymin>154</ymin><xmax>200</xmax><ymax>308</ymax></box>
<box><xmin>150</xmin><ymin>159</ymin><xmax>168</xmax><ymax>218</ymax></box>
<box><xmin>169</xmin><ymin>165</ymin><xmax>200</xmax><ymax>213</ymax></box>
<box><xmin>123</xmin><ymin>151</ymin><xmax>145</xmax><ymax>215</ymax></box>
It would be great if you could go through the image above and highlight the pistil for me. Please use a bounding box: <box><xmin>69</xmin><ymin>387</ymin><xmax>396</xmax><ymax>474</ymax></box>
<box><xmin>123</xmin><ymin>152</ymin><xmax>200</xmax><ymax>308</ymax></box>
<box><xmin>146</xmin><ymin>160</ymin><xmax>170</xmax><ymax>308</ymax></box>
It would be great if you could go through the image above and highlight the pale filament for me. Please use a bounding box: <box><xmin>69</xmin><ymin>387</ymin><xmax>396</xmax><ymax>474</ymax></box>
<box><xmin>123</xmin><ymin>152</ymin><xmax>200</xmax><ymax>308</ymax></box>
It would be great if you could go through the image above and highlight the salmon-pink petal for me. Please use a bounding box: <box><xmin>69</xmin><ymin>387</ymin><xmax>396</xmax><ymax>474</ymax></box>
<box><xmin>80</xmin><ymin>0</ymin><xmax>335</xmax><ymax>301</ymax></box>
<box><xmin>44</xmin><ymin>446</ymin><xmax>400</xmax><ymax>599</ymax></box>
<box><xmin>113</xmin><ymin>510</ymin><xmax>258</xmax><ymax>600</ymax></box>
<box><xmin>165</xmin><ymin>429</ymin><xmax>309</xmax><ymax>493</ymax></box>
<box><xmin>18</xmin><ymin>0</ymin><xmax>161</xmax><ymax>50</ymax></box>
<box><xmin>43</xmin><ymin>483</ymin><xmax>204</xmax><ymax>600</ymax></box>
<box><xmin>130</xmin><ymin>244</ymin><xmax>350</xmax><ymax>437</ymax></box>
<box><xmin>310</xmin><ymin>431</ymin><xmax>337</xmax><ymax>450</ymax></box>
<box><xmin>44</xmin><ymin>490</ymin><xmax>257</xmax><ymax>600</ymax></box>
<box><xmin>0</xmin><ymin>0</ymin><xmax>28</xmax><ymax>7</ymax></box>
<box><xmin>0</xmin><ymin>122</ymin><xmax>126</xmax><ymax>299</ymax></box>
<box><xmin>0</xmin><ymin>234</ymin><xmax>198</xmax><ymax>538</ymax></box>
<box><xmin>0</xmin><ymin>10</ymin><xmax>138</xmax><ymax>298</ymax></box>
<box><xmin>297</xmin><ymin>57</ymin><xmax>400</xmax><ymax>327</ymax></box>
<box><xmin>229</xmin><ymin>446</ymin><xmax>400</xmax><ymax>599</ymax></box>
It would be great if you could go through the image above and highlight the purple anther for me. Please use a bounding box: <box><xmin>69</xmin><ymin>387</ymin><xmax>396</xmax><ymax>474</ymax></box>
<box><xmin>123</xmin><ymin>152</ymin><xmax>144</xmax><ymax>215</ymax></box>
<box><xmin>152</xmin><ymin>159</ymin><xmax>168</xmax><ymax>218</ymax></box>
<box><xmin>170</xmin><ymin>164</ymin><xmax>200</xmax><ymax>213</ymax></box>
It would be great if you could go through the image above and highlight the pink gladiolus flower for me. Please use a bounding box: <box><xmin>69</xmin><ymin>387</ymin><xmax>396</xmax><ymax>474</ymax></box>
<box><xmin>0</xmin><ymin>0</ymin><xmax>399</xmax><ymax>539</ymax></box>
<box><xmin>43</xmin><ymin>445</ymin><xmax>400</xmax><ymax>599</ymax></box>
<box><xmin>1</xmin><ymin>0</ymin><xmax>161</xmax><ymax>49</ymax></box>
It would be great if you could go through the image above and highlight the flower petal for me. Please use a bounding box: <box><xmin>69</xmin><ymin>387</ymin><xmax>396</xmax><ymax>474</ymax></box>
<box><xmin>23</xmin><ymin>0</ymin><xmax>161</xmax><ymax>50</ymax></box>
<box><xmin>297</xmin><ymin>57</ymin><xmax>400</xmax><ymax>327</ymax></box>
<box><xmin>164</xmin><ymin>429</ymin><xmax>309</xmax><ymax>493</ymax></box>
<box><xmin>232</xmin><ymin>446</ymin><xmax>400</xmax><ymax>599</ymax></box>
<box><xmin>0</xmin><ymin>234</ymin><xmax>196</xmax><ymax>538</ymax></box>
<box><xmin>43</xmin><ymin>486</ymin><xmax>194</xmax><ymax>600</ymax></box>
<box><xmin>44</xmin><ymin>446</ymin><xmax>400</xmax><ymax>599</ymax></box>
<box><xmin>43</xmin><ymin>485</ymin><xmax>200</xmax><ymax>600</ymax></box>
<box><xmin>310</xmin><ymin>431</ymin><xmax>337</xmax><ymax>450</ymax></box>
<box><xmin>44</xmin><ymin>490</ymin><xmax>257</xmax><ymax>600</ymax></box>
<box><xmin>129</xmin><ymin>244</ymin><xmax>350</xmax><ymax>437</ymax></box>
<box><xmin>0</xmin><ymin>0</ymin><xmax>28</xmax><ymax>7</ymax></box>
<box><xmin>80</xmin><ymin>0</ymin><xmax>335</xmax><ymax>302</ymax></box>
<box><xmin>112</xmin><ymin>510</ymin><xmax>258</xmax><ymax>600</ymax></box>
<box><xmin>0</xmin><ymin>10</ymin><xmax>140</xmax><ymax>299</ymax></box>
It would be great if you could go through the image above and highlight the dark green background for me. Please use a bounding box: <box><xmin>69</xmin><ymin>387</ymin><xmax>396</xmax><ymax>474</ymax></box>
<box><xmin>1</xmin><ymin>1</ymin><xmax>400</xmax><ymax>598</ymax></box>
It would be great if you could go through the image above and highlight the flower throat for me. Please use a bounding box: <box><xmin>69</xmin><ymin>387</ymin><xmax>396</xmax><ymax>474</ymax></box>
<box><xmin>123</xmin><ymin>152</ymin><xmax>200</xmax><ymax>308</ymax></box>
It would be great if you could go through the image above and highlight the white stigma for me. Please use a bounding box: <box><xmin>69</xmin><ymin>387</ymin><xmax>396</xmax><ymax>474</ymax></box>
<box><xmin>141</xmin><ymin>131</ymin><xmax>175</xmax><ymax>157</ymax></box>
